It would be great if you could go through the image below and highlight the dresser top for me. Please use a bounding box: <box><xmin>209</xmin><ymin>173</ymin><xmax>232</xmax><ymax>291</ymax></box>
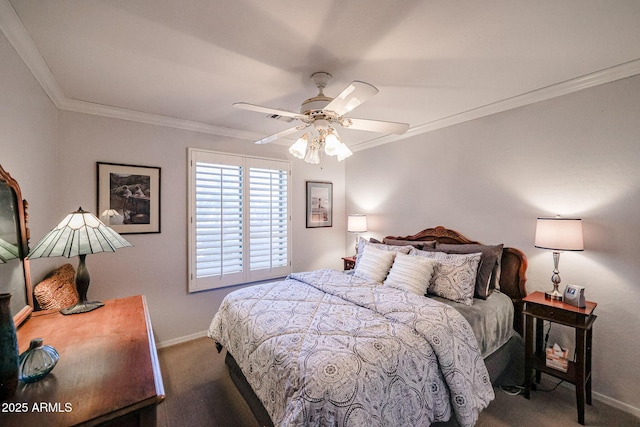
<box><xmin>6</xmin><ymin>295</ymin><xmax>164</xmax><ymax>426</ymax></box>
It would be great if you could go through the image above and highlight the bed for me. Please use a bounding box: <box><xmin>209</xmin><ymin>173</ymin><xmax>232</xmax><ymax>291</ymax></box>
<box><xmin>208</xmin><ymin>226</ymin><xmax>528</xmax><ymax>426</ymax></box>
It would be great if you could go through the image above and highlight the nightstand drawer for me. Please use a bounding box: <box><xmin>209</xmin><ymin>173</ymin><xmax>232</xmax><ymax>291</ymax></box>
<box><xmin>525</xmin><ymin>303</ymin><xmax>585</xmax><ymax>325</ymax></box>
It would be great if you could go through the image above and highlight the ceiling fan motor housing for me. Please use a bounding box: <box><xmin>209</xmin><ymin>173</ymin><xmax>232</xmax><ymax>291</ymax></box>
<box><xmin>300</xmin><ymin>95</ymin><xmax>333</xmax><ymax>115</ymax></box>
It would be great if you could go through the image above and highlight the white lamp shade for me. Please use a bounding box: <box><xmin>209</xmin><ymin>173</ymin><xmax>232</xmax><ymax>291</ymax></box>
<box><xmin>28</xmin><ymin>208</ymin><xmax>133</xmax><ymax>259</ymax></box>
<box><xmin>336</xmin><ymin>143</ymin><xmax>353</xmax><ymax>161</ymax></box>
<box><xmin>534</xmin><ymin>218</ymin><xmax>584</xmax><ymax>251</ymax></box>
<box><xmin>324</xmin><ymin>130</ymin><xmax>342</xmax><ymax>156</ymax></box>
<box><xmin>289</xmin><ymin>134</ymin><xmax>308</xmax><ymax>159</ymax></box>
<box><xmin>304</xmin><ymin>145</ymin><xmax>320</xmax><ymax>164</ymax></box>
<box><xmin>347</xmin><ymin>214</ymin><xmax>367</xmax><ymax>233</ymax></box>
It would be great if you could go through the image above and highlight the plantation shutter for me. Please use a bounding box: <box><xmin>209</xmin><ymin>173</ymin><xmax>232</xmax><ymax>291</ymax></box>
<box><xmin>247</xmin><ymin>162</ymin><xmax>290</xmax><ymax>282</ymax></box>
<box><xmin>188</xmin><ymin>149</ymin><xmax>291</xmax><ymax>292</ymax></box>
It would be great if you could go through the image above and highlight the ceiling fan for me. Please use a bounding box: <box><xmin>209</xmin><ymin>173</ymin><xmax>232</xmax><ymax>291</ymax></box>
<box><xmin>233</xmin><ymin>72</ymin><xmax>409</xmax><ymax>164</ymax></box>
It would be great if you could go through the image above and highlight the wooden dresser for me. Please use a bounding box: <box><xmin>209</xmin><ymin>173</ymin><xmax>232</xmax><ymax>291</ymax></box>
<box><xmin>2</xmin><ymin>295</ymin><xmax>164</xmax><ymax>426</ymax></box>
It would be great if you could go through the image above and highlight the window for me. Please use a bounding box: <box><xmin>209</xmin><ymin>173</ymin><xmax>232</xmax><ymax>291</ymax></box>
<box><xmin>188</xmin><ymin>149</ymin><xmax>291</xmax><ymax>292</ymax></box>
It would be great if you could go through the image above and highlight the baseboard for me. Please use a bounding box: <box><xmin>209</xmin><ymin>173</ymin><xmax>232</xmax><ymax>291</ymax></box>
<box><xmin>156</xmin><ymin>330</ymin><xmax>208</xmax><ymax>349</ymax></box>
<box><xmin>591</xmin><ymin>389</ymin><xmax>640</xmax><ymax>419</ymax></box>
<box><xmin>550</xmin><ymin>375</ymin><xmax>640</xmax><ymax>419</ymax></box>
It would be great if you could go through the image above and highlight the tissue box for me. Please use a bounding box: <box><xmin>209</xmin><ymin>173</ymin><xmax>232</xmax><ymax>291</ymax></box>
<box><xmin>546</xmin><ymin>347</ymin><xmax>569</xmax><ymax>373</ymax></box>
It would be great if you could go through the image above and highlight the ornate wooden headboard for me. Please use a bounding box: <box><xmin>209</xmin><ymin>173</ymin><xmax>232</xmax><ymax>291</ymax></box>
<box><xmin>384</xmin><ymin>226</ymin><xmax>528</xmax><ymax>335</ymax></box>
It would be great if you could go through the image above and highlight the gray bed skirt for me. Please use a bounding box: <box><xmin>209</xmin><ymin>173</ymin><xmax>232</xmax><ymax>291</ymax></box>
<box><xmin>225</xmin><ymin>350</ymin><xmax>274</xmax><ymax>427</ymax></box>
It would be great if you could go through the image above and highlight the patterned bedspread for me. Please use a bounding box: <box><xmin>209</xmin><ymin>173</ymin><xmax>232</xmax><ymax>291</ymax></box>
<box><xmin>208</xmin><ymin>269</ymin><xmax>494</xmax><ymax>426</ymax></box>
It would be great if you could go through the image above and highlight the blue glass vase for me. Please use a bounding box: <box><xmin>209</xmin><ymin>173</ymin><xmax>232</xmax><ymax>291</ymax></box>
<box><xmin>0</xmin><ymin>293</ymin><xmax>18</xmax><ymax>400</ymax></box>
<box><xmin>18</xmin><ymin>338</ymin><xmax>59</xmax><ymax>383</ymax></box>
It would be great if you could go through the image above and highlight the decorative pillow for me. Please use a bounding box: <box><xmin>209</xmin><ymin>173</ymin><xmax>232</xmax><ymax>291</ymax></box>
<box><xmin>355</xmin><ymin>237</ymin><xmax>412</xmax><ymax>268</ymax></box>
<box><xmin>382</xmin><ymin>238</ymin><xmax>437</xmax><ymax>250</ymax></box>
<box><xmin>384</xmin><ymin>252</ymin><xmax>438</xmax><ymax>296</ymax></box>
<box><xmin>353</xmin><ymin>245</ymin><xmax>397</xmax><ymax>283</ymax></box>
<box><xmin>436</xmin><ymin>243</ymin><xmax>504</xmax><ymax>298</ymax></box>
<box><xmin>34</xmin><ymin>263</ymin><xmax>79</xmax><ymax>310</ymax></box>
<box><xmin>410</xmin><ymin>249</ymin><xmax>482</xmax><ymax>305</ymax></box>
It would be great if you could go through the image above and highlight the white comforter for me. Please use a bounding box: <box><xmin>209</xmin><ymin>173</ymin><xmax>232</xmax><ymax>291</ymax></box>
<box><xmin>208</xmin><ymin>269</ymin><xmax>494</xmax><ymax>426</ymax></box>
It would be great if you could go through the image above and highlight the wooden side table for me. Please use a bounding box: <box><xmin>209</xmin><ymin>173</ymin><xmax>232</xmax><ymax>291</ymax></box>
<box><xmin>523</xmin><ymin>291</ymin><xmax>596</xmax><ymax>425</ymax></box>
<box><xmin>342</xmin><ymin>256</ymin><xmax>356</xmax><ymax>270</ymax></box>
<box><xmin>4</xmin><ymin>295</ymin><xmax>164</xmax><ymax>426</ymax></box>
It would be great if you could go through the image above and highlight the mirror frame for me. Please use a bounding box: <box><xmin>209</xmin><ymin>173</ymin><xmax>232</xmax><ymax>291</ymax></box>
<box><xmin>0</xmin><ymin>164</ymin><xmax>33</xmax><ymax>327</ymax></box>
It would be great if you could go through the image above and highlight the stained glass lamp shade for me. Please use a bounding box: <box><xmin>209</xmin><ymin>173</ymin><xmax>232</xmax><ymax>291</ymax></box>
<box><xmin>27</xmin><ymin>207</ymin><xmax>132</xmax><ymax>314</ymax></box>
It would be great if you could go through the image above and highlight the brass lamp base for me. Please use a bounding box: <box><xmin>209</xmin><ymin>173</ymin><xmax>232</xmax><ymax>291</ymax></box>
<box><xmin>544</xmin><ymin>283</ymin><xmax>562</xmax><ymax>301</ymax></box>
<box><xmin>545</xmin><ymin>251</ymin><xmax>564</xmax><ymax>301</ymax></box>
<box><xmin>545</xmin><ymin>288</ymin><xmax>563</xmax><ymax>301</ymax></box>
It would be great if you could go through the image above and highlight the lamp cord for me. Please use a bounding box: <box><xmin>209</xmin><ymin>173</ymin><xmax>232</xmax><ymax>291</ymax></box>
<box><xmin>544</xmin><ymin>321</ymin><xmax>551</xmax><ymax>349</ymax></box>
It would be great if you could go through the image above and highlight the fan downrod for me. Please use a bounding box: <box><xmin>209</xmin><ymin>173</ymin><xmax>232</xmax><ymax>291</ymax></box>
<box><xmin>301</xmin><ymin>72</ymin><xmax>334</xmax><ymax>114</ymax></box>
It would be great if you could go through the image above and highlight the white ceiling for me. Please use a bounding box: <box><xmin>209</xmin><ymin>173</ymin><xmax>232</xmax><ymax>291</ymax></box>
<box><xmin>3</xmin><ymin>0</ymin><xmax>640</xmax><ymax>151</ymax></box>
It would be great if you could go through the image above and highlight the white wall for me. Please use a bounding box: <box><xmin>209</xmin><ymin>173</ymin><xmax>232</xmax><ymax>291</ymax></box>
<box><xmin>0</xmin><ymin>30</ymin><xmax>58</xmax><ymax>275</ymax></box>
<box><xmin>2</xmin><ymin>24</ymin><xmax>347</xmax><ymax>346</ymax></box>
<box><xmin>53</xmin><ymin>111</ymin><xmax>346</xmax><ymax>345</ymax></box>
<box><xmin>345</xmin><ymin>75</ymin><xmax>640</xmax><ymax>414</ymax></box>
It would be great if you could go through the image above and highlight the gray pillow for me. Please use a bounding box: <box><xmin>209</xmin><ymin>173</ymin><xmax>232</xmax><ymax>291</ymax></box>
<box><xmin>436</xmin><ymin>243</ymin><xmax>504</xmax><ymax>299</ymax></box>
<box><xmin>382</xmin><ymin>238</ymin><xmax>437</xmax><ymax>249</ymax></box>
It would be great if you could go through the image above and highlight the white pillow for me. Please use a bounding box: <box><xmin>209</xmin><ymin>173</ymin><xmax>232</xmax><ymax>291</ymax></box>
<box><xmin>410</xmin><ymin>249</ymin><xmax>482</xmax><ymax>305</ymax></box>
<box><xmin>353</xmin><ymin>245</ymin><xmax>396</xmax><ymax>283</ymax></box>
<box><xmin>384</xmin><ymin>252</ymin><xmax>438</xmax><ymax>296</ymax></box>
<box><xmin>355</xmin><ymin>237</ymin><xmax>412</xmax><ymax>268</ymax></box>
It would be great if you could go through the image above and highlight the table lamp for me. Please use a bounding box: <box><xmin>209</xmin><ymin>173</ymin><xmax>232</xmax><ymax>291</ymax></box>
<box><xmin>534</xmin><ymin>217</ymin><xmax>584</xmax><ymax>300</ymax></box>
<box><xmin>347</xmin><ymin>214</ymin><xmax>367</xmax><ymax>254</ymax></box>
<box><xmin>27</xmin><ymin>207</ymin><xmax>133</xmax><ymax>314</ymax></box>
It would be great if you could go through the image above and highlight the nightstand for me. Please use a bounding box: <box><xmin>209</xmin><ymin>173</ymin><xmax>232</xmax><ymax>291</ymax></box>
<box><xmin>342</xmin><ymin>256</ymin><xmax>356</xmax><ymax>270</ymax></box>
<box><xmin>523</xmin><ymin>291</ymin><xmax>597</xmax><ymax>425</ymax></box>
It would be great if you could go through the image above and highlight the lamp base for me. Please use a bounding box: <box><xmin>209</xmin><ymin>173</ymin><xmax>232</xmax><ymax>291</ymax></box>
<box><xmin>60</xmin><ymin>301</ymin><xmax>104</xmax><ymax>315</ymax></box>
<box><xmin>545</xmin><ymin>288</ymin><xmax>563</xmax><ymax>301</ymax></box>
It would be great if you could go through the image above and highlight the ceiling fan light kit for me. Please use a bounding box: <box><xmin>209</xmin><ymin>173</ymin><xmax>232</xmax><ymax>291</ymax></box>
<box><xmin>288</xmin><ymin>126</ymin><xmax>353</xmax><ymax>164</ymax></box>
<box><xmin>234</xmin><ymin>72</ymin><xmax>409</xmax><ymax>164</ymax></box>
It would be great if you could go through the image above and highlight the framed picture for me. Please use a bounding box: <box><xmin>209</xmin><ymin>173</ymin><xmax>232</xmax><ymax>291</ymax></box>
<box><xmin>97</xmin><ymin>162</ymin><xmax>161</xmax><ymax>234</ymax></box>
<box><xmin>306</xmin><ymin>181</ymin><xmax>332</xmax><ymax>228</ymax></box>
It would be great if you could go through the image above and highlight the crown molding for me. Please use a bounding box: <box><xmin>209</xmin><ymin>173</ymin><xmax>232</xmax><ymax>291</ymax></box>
<box><xmin>0</xmin><ymin>0</ymin><xmax>66</xmax><ymax>108</ymax></box>
<box><xmin>351</xmin><ymin>58</ymin><xmax>640</xmax><ymax>152</ymax></box>
<box><xmin>60</xmin><ymin>97</ymin><xmax>265</xmax><ymax>139</ymax></box>
<box><xmin>3</xmin><ymin>0</ymin><xmax>639</xmax><ymax>150</ymax></box>
<box><xmin>0</xmin><ymin>0</ymin><xmax>263</xmax><ymax>140</ymax></box>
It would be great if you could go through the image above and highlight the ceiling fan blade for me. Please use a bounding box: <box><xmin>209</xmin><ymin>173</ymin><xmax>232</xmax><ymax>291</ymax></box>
<box><xmin>344</xmin><ymin>117</ymin><xmax>409</xmax><ymax>134</ymax></box>
<box><xmin>233</xmin><ymin>102</ymin><xmax>304</xmax><ymax>120</ymax></box>
<box><xmin>255</xmin><ymin>126</ymin><xmax>302</xmax><ymax>144</ymax></box>
<box><xmin>325</xmin><ymin>81</ymin><xmax>379</xmax><ymax>116</ymax></box>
